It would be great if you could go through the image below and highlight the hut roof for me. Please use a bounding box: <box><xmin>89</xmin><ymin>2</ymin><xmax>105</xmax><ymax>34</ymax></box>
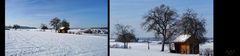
<box><xmin>60</xmin><ymin>27</ymin><xmax>65</xmax><ymax>29</ymax></box>
<box><xmin>173</xmin><ymin>34</ymin><xmax>191</xmax><ymax>42</ymax></box>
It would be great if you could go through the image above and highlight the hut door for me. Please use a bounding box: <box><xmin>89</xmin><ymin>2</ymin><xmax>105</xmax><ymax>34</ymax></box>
<box><xmin>180</xmin><ymin>44</ymin><xmax>190</xmax><ymax>54</ymax></box>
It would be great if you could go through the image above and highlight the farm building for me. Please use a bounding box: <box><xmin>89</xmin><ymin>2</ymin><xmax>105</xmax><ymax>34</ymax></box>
<box><xmin>58</xmin><ymin>27</ymin><xmax>69</xmax><ymax>33</ymax></box>
<box><xmin>169</xmin><ymin>34</ymin><xmax>199</xmax><ymax>54</ymax></box>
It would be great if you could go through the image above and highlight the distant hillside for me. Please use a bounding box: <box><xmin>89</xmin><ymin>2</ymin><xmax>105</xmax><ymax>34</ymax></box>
<box><xmin>19</xmin><ymin>26</ymin><xmax>37</xmax><ymax>29</ymax></box>
<box><xmin>5</xmin><ymin>26</ymin><xmax>37</xmax><ymax>29</ymax></box>
<box><xmin>90</xmin><ymin>27</ymin><xmax>108</xmax><ymax>29</ymax></box>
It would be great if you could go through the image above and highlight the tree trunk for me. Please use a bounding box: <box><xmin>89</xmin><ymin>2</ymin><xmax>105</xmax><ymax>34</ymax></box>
<box><xmin>123</xmin><ymin>42</ymin><xmax>128</xmax><ymax>48</ymax></box>
<box><xmin>161</xmin><ymin>39</ymin><xmax>165</xmax><ymax>51</ymax></box>
<box><xmin>55</xmin><ymin>28</ymin><xmax>58</xmax><ymax>32</ymax></box>
<box><xmin>55</xmin><ymin>26</ymin><xmax>58</xmax><ymax>32</ymax></box>
<box><xmin>148</xmin><ymin>42</ymin><xmax>150</xmax><ymax>50</ymax></box>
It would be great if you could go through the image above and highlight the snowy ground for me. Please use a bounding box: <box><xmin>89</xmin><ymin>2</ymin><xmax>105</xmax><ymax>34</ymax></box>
<box><xmin>110</xmin><ymin>40</ymin><xmax>213</xmax><ymax>56</ymax></box>
<box><xmin>5</xmin><ymin>29</ymin><xmax>107</xmax><ymax>56</ymax></box>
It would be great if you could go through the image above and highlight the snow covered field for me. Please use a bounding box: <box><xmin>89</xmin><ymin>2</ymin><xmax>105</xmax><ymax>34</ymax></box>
<box><xmin>5</xmin><ymin>29</ymin><xmax>107</xmax><ymax>56</ymax></box>
<box><xmin>110</xmin><ymin>40</ymin><xmax>213</xmax><ymax>56</ymax></box>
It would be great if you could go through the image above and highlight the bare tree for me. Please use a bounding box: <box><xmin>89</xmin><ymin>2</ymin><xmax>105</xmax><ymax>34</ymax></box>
<box><xmin>179</xmin><ymin>9</ymin><xmax>206</xmax><ymax>53</ymax></box>
<box><xmin>13</xmin><ymin>24</ymin><xmax>20</xmax><ymax>30</ymax></box>
<box><xmin>179</xmin><ymin>9</ymin><xmax>206</xmax><ymax>43</ymax></box>
<box><xmin>115</xmin><ymin>24</ymin><xmax>136</xmax><ymax>48</ymax></box>
<box><xmin>40</xmin><ymin>24</ymin><xmax>48</xmax><ymax>31</ymax></box>
<box><xmin>50</xmin><ymin>17</ymin><xmax>61</xmax><ymax>32</ymax></box>
<box><xmin>142</xmin><ymin>4</ymin><xmax>177</xmax><ymax>51</ymax></box>
<box><xmin>60</xmin><ymin>19</ymin><xmax>70</xmax><ymax>30</ymax></box>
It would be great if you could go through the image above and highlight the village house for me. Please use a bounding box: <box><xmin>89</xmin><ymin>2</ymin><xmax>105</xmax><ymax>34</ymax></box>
<box><xmin>169</xmin><ymin>34</ymin><xmax>199</xmax><ymax>54</ymax></box>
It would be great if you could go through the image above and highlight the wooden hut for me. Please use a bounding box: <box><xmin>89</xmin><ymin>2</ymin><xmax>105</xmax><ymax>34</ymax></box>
<box><xmin>58</xmin><ymin>27</ymin><xmax>69</xmax><ymax>33</ymax></box>
<box><xmin>170</xmin><ymin>34</ymin><xmax>199</xmax><ymax>54</ymax></box>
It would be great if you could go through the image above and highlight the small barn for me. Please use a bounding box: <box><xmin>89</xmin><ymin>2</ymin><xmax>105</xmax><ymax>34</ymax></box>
<box><xmin>58</xmin><ymin>27</ymin><xmax>69</xmax><ymax>33</ymax></box>
<box><xmin>170</xmin><ymin>34</ymin><xmax>199</xmax><ymax>54</ymax></box>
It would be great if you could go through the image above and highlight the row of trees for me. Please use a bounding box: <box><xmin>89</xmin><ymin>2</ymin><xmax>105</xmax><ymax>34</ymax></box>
<box><xmin>9</xmin><ymin>17</ymin><xmax>70</xmax><ymax>31</ymax></box>
<box><xmin>10</xmin><ymin>24</ymin><xmax>33</xmax><ymax>30</ymax></box>
<box><xmin>141</xmin><ymin>4</ymin><xmax>206</xmax><ymax>51</ymax></box>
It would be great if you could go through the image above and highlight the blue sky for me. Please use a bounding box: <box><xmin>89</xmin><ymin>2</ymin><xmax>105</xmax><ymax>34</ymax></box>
<box><xmin>6</xmin><ymin>0</ymin><xmax>108</xmax><ymax>28</ymax></box>
<box><xmin>110</xmin><ymin>0</ymin><xmax>213</xmax><ymax>38</ymax></box>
